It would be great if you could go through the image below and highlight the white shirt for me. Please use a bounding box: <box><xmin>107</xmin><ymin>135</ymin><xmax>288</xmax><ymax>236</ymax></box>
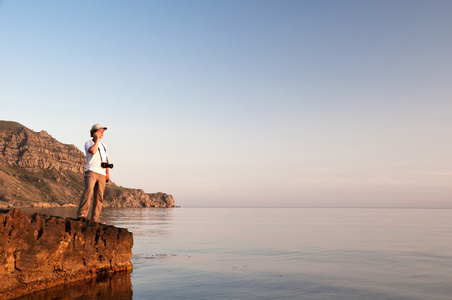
<box><xmin>84</xmin><ymin>140</ymin><xmax>108</xmax><ymax>176</ymax></box>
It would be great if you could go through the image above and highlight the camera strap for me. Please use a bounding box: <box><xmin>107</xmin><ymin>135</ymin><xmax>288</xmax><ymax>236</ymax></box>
<box><xmin>97</xmin><ymin>142</ymin><xmax>109</xmax><ymax>163</ymax></box>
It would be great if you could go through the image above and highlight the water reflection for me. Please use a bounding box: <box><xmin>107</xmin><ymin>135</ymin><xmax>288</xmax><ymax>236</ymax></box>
<box><xmin>19</xmin><ymin>207</ymin><xmax>175</xmax><ymax>239</ymax></box>
<box><xmin>13</xmin><ymin>272</ymin><xmax>132</xmax><ymax>300</ymax></box>
<box><xmin>15</xmin><ymin>207</ymin><xmax>452</xmax><ymax>299</ymax></box>
<box><xmin>101</xmin><ymin>208</ymin><xmax>176</xmax><ymax>256</ymax></box>
<box><xmin>21</xmin><ymin>206</ymin><xmax>78</xmax><ymax>219</ymax></box>
<box><xmin>102</xmin><ymin>208</ymin><xmax>174</xmax><ymax>235</ymax></box>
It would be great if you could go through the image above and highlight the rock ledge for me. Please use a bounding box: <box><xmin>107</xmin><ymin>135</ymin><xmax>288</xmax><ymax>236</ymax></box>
<box><xmin>0</xmin><ymin>208</ymin><xmax>133</xmax><ymax>299</ymax></box>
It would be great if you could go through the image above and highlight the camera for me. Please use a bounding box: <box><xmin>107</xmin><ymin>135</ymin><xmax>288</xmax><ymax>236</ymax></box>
<box><xmin>101</xmin><ymin>162</ymin><xmax>114</xmax><ymax>169</ymax></box>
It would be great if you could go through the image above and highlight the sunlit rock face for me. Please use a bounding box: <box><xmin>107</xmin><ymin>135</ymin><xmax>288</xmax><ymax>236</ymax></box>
<box><xmin>0</xmin><ymin>208</ymin><xmax>133</xmax><ymax>299</ymax></box>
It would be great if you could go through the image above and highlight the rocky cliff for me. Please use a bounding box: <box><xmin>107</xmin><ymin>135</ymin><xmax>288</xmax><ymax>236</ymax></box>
<box><xmin>0</xmin><ymin>121</ymin><xmax>176</xmax><ymax>208</ymax></box>
<box><xmin>0</xmin><ymin>208</ymin><xmax>133</xmax><ymax>299</ymax></box>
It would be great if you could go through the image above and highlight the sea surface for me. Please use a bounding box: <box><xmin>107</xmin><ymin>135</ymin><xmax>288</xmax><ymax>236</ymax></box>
<box><xmin>18</xmin><ymin>207</ymin><xmax>452</xmax><ymax>300</ymax></box>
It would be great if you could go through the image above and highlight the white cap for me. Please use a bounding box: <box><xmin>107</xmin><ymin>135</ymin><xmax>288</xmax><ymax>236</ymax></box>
<box><xmin>91</xmin><ymin>124</ymin><xmax>107</xmax><ymax>131</ymax></box>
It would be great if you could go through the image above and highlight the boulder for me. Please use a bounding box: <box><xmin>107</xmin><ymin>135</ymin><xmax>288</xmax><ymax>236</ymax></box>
<box><xmin>0</xmin><ymin>208</ymin><xmax>133</xmax><ymax>299</ymax></box>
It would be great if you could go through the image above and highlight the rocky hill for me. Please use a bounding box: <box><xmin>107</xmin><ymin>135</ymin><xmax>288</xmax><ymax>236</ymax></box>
<box><xmin>0</xmin><ymin>121</ymin><xmax>175</xmax><ymax>208</ymax></box>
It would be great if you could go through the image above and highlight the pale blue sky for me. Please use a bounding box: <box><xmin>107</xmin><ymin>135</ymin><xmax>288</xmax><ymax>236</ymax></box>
<box><xmin>1</xmin><ymin>0</ymin><xmax>451</xmax><ymax>207</ymax></box>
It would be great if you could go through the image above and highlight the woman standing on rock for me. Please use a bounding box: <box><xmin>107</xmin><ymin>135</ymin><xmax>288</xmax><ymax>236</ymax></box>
<box><xmin>77</xmin><ymin>124</ymin><xmax>113</xmax><ymax>222</ymax></box>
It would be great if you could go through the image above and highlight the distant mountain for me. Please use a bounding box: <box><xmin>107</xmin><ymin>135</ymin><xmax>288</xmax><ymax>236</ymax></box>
<box><xmin>0</xmin><ymin>121</ymin><xmax>175</xmax><ymax>208</ymax></box>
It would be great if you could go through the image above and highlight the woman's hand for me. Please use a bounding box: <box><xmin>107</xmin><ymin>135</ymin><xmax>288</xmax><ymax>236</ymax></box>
<box><xmin>93</xmin><ymin>131</ymin><xmax>100</xmax><ymax>142</ymax></box>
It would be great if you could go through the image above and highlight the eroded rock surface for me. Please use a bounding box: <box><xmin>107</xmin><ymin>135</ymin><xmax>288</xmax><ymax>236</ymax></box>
<box><xmin>0</xmin><ymin>208</ymin><xmax>133</xmax><ymax>299</ymax></box>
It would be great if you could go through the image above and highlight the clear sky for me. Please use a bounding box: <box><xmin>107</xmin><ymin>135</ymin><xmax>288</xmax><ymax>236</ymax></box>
<box><xmin>1</xmin><ymin>0</ymin><xmax>451</xmax><ymax>207</ymax></box>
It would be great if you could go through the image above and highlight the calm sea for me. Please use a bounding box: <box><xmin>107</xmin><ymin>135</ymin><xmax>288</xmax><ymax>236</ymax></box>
<box><xmin>18</xmin><ymin>207</ymin><xmax>452</xmax><ymax>300</ymax></box>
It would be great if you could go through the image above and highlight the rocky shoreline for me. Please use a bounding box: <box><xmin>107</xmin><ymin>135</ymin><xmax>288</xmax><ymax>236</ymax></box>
<box><xmin>0</xmin><ymin>208</ymin><xmax>133</xmax><ymax>299</ymax></box>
